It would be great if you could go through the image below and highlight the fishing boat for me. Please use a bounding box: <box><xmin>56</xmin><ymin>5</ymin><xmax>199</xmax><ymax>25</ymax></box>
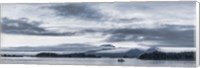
<box><xmin>117</xmin><ymin>58</ymin><xmax>125</xmax><ymax>62</ymax></box>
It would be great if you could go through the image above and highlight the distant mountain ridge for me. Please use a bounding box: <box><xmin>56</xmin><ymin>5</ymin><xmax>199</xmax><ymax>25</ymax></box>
<box><xmin>0</xmin><ymin>44</ymin><xmax>195</xmax><ymax>60</ymax></box>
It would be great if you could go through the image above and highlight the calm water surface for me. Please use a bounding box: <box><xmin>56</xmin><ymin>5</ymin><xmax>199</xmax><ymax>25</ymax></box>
<box><xmin>0</xmin><ymin>57</ymin><xmax>195</xmax><ymax>67</ymax></box>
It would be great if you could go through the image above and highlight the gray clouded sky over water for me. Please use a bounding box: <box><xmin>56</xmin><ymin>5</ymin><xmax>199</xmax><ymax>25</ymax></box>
<box><xmin>0</xmin><ymin>1</ymin><xmax>196</xmax><ymax>48</ymax></box>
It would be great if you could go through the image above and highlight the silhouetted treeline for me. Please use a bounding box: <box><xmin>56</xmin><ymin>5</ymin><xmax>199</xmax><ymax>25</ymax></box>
<box><xmin>1</xmin><ymin>51</ymin><xmax>195</xmax><ymax>61</ymax></box>
<box><xmin>138</xmin><ymin>51</ymin><xmax>195</xmax><ymax>60</ymax></box>
<box><xmin>35</xmin><ymin>52</ymin><xmax>101</xmax><ymax>58</ymax></box>
<box><xmin>1</xmin><ymin>54</ymin><xmax>23</xmax><ymax>57</ymax></box>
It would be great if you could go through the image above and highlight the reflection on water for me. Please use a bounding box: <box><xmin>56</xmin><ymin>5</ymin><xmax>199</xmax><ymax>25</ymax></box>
<box><xmin>0</xmin><ymin>57</ymin><xmax>195</xmax><ymax>67</ymax></box>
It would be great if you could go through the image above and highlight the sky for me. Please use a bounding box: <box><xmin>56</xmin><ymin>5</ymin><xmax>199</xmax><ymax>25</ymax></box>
<box><xmin>0</xmin><ymin>2</ymin><xmax>196</xmax><ymax>48</ymax></box>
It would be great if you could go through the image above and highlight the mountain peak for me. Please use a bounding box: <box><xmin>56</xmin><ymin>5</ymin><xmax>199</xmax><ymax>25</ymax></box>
<box><xmin>146</xmin><ymin>46</ymin><xmax>159</xmax><ymax>53</ymax></box>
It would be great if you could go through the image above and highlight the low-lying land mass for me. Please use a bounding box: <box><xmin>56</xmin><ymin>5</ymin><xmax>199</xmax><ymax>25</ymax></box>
<box><xmin>0</xmin><ymin>44</ymin><xmax>195</xmax><ymax>60</ymax></box>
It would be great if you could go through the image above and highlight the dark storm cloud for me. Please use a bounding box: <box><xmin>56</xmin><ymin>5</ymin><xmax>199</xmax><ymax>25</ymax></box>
<box><xmin>105</xmin><ymin>25</ymin><xmax>194</xmax><ymax>47</ymax></box>
<box><xmin>46</xmin><ymin>3</ymin><xmax>144</xmax><ymax>23</ymax></box>
<box><xmin>1</xmin><ymin>17</ymin><xmax>76</xmax><ymax>36</ymax></box>
<box><xmin>47</xmin><ymin>3</ymin><xmax>105</xmax><ymax>21</ymax></box>
<box><xmin>74</xmin><ymin>24</ymin><xmax>194</xmax><ymax>47</ymax></box>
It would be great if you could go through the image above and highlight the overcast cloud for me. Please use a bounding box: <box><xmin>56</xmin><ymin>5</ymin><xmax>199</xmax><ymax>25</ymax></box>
<box><xmin>1</xmin><ymin>2</ymin><xmax>196</xmax><ymax>47</ymax></box>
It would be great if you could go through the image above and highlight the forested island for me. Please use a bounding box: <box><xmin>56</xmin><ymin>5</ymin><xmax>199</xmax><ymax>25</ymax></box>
<box><xmin>138</xmin><ymin>51</ymin><xmax>195</xmax><ymax>60</ymax></box>
<box><xmin>35</xmin><ymin>52</ymin><xmax>101</xmax><ymax>58</ymax></box>
<box><xmin>1</xmin><ymin>51</ymin><xmax>195</xmax><ymax>60</ymax></box>
<box><xmin>0</xmin><ymin>44</ymin><xmax>196</xmax><ymax>60</ymax></box>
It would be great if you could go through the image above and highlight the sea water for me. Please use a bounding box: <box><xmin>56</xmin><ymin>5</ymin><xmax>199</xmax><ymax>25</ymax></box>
<box><xmin>0</xmin><ymin>57</ymin><xmax>195</xmax><ymax>67</ymax></box>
